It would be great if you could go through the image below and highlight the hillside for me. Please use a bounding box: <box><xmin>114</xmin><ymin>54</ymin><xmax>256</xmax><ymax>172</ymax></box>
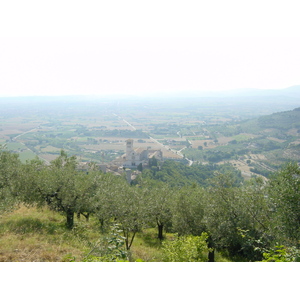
<box><xmin>182</xmin><ymin>107</ymin><xmax>300</xmax><ymax>178</ymax></box>
<box><xmin>240</xmin><ymin>107</ymin><xmax>300</xmax><ymax>132</ymax></box>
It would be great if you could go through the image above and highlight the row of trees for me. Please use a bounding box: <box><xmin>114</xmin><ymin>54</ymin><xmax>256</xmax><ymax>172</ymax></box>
<box><xmin>1</xmin><ymin>147</ymin><xmax>300</xmax><ymax>261</ymax></box>
<box><xmin>134</xmin><ymin>159</ymin><xmax>243</xmax><ymax>187</ymax></box>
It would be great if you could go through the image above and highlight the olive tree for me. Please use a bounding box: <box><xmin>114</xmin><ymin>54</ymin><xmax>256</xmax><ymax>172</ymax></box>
<box><xmin>204</xmin><ymin>173</ymin><xmax>271</xmax><ymax>261</ymax></box>
<box><xmin>142</xmin><ymin>181</ymin><xmax>174</xmax><ymax>240</ymax></box>
<box><xmin>268</xmin><ymin>162</ymin><xmax>300</xmax><ymax>246</ymax></box>
<box><xmin>91</xmin><ymin>172</ymin><xmax>126</xmax><ymax>231</ymax></box>
<box><xmin>0</xmin><ymin>148</ymin><xmax>23</xmax><ymax>214</ymax></box>
<box><xmin>171</xmin><ymin>185</ymin><xmax>206</xmax><ymax>237</ymax></box>
<box><xmin>23</xmin><ymin>151</ymin><xmax>100</xmax><ymax>229</ymax></box>
<box><xmin>113</xmin><ymin>183</ymin><xmax>145</xmax><ymax>251</ymax></box>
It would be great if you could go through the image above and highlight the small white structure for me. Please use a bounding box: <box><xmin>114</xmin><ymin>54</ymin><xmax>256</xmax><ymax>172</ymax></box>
<box><xmin>123</xmin><ymin>139</ymin><xmax>162</xmax><ymax>168</ymax></box>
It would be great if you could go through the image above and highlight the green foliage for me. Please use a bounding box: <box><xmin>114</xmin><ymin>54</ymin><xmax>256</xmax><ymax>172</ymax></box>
<box><xmin>162</xmin><ymin>233</ymin><xmax>209</xmax><ymax>262</ymax></box>
<box><xmin>148</xmin><ymin>156</ymin><xmax>158</xmax><ymax>168</ymax></box>
<box><xmin>0</xmin><ymin>148</ymin><xmax>23</xmax><ymax>214</ymax></box>
<box><xmin>91</xmin><ymin>172</ymin><xmax>125</xmax><ymax>231</ymax></box>
<box><xmin>249</xmin><ymin>167</ymin><xmax>271</xmax><ymax>177</ymax></box>
<box><xmin>2</xmin><ymin>142</ymin><xmax>300</xmax><ymax>261</ymax></box>
<box><xmin>204</xmin><ymin>174</ymin><xmax>271</xmax><ymax>261</ymax></box>
<box><xmin>113</xmin><ymin>184</ymin><xmax>145</xmax><ymax>250</ymax></box>
<box><xmin>84</xmin><ymin>223</ymin><xmax>129</xmax><ymax>262</ymax></box>
<box><xmin>262</xmin><ymin>245</ymin><xmax>300</xmax><ymax>262</ymax></box>
<box><xmin>268</xmin><ymin>162</ymin><xmax>300</xmax><ymax>245</ymax></box>
<box><xmin>137</xmin><ymin>162</ymin><xmax>143</xmax><ymax>172</ymax></box>
<box><xmin>135</xmin><ymin>160</ymin><xmax>243</xmax><ymax>188</ymax></box>
<box><xmin>171</xmin><ymin>186</ymin><xmax>206</xmax><ymax>236</ymax></box>
<box><xmin>22</xmin><ymin>151</ymin><xmax>103</xmax><ymax>229</ymax></box>
<box><xmin>142</xmin><ymin>182</ymin><xmax>174</xmax><ymax>240</ymax></box>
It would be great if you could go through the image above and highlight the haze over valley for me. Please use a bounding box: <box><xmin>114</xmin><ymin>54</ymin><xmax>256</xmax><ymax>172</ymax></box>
<box><xmin>1</xmin><ymin>85</ymin><xmax>300</xmax><ymax>179</ymax></box>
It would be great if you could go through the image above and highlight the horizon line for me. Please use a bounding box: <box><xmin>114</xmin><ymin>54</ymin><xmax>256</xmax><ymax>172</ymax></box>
<box><xmin>0</xmin><ymin>84</ymin><xmax>300</xmax><ymax>98</ymax></box>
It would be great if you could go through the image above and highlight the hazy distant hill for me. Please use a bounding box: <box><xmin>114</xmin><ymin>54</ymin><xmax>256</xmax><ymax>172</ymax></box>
<box><xmin>180</xmin><ymin>106</ymin><xmax>300</xmax><ymax>177</ymax></box>
<box><xmin>256</xmin><ymin>107</ymin><xmax>300</xmax><ymax>130</ymax></box>
<box><xmin>240</xmin><ymin>107</ymin><xmax>300</xmax><ymax>134</ymax></box>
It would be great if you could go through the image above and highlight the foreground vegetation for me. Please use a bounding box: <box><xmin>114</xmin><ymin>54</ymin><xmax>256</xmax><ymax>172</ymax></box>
<box><xmin>1</xmin><ymin>147</ymin><xmax>300</xmax><ymax>262</ymax></box>
<box><xmin>0</xmin><ymin>206</ymin><xmax>231</xmax><ymax>262</ymax></box>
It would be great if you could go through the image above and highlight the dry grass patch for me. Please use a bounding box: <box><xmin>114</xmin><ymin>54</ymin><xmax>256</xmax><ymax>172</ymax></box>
<box><xmin>0</xmin><ymin>206</ymin><xmax>99</xmax><ymax>262</ymax></box>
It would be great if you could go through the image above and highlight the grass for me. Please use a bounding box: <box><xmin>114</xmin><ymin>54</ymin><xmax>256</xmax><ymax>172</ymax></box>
<box><xmin>5</xmin><ymin>142</ymin><xmax>27</xmax><ymax>151</ymax></box>
<box><xmin>0</xmin><ymin>206</ymin><xmax>229</xmax><ymax>262</ymax></box>
<box><xmin>19</xmin><ymin>150</ymin><xmax>38</xmax><ymax>163</ymax></box>
<box><xmin>131</xmin><ymin>228</ymin><xmax>169</xmax><ymax>262</ymax></box>
<box><xmin>0</xmin><ymin>206</ymin><xmax>99</xmax><ymax>262</ymax></box>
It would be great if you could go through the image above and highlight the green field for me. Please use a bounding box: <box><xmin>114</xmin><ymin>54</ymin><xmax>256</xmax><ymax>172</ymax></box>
<box><xmin>0</xmin><ymin>97</ymin><xmax>299</xmax><ymax>174</ymax></box>
<box><xmin>18</xmin><ymin>150</ymin><xmax>39</xmax><ymax>163</ymax></box>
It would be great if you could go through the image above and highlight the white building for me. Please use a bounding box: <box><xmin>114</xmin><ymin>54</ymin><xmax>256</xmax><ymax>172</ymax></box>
<box><xmin>122</xmin><ymin>139</ymin><xmax>163</xmax><ymax>168</ymax></box>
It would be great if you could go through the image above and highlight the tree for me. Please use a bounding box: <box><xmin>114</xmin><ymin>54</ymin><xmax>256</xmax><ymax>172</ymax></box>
<box><xmin>24</xmin><ymin>151</ymin><xmax>100</xmax><ymax>229</ymax></box>
<box><xmin>137</xmin><ymin>163</ymin><xmax>143</xmax><ymax>172</ymax></box>
<box><xmin>204</xmin><ymin>173</ymin><xmax>271</xmax><ymax>261</ymax></box>
<box><xmin>236</xmin><ymin>177</ymin><xmax>272</xmax><ymax>260</ymax></box>
<box><xmin>268</xmin><ymin>162</ymin><xmax>300</xmax><ymax>246</ymax></box>
<box><xmin>113</xmin><ymin>183</ymin><xmax>145</xmax><ymax>251</ymax></box>
<box><xmin>204</xmin><ymin>173</ymin><xmax>241</xmax><ymax>259</ymax></box>
<box><xmin>143</xmin><ymin>181</ymin><xmax>174</xmax><ymax>240</ymax></box>
<box><xmin>262</xmin><ymin>245</ymin><xmax>300</xmax><ymax>262</ymax></box>
<box><xmin>92</xmin><ymin>172</ymin><xmax>126</xmax><ymax>231</ymax></box>
<box><xmin>0</xmin><ymin>148</ymin><xmax>23</xmax><ymax>214</ymax></box>
<box><xmin>149</xmin><ymin>156</ymin><xmax>158</xmax><ymax>168</ymax></box>
<box><xmin>171</xmin><ymin>185</ymin><xmax>206</xmax><ymax>237</ymax></box>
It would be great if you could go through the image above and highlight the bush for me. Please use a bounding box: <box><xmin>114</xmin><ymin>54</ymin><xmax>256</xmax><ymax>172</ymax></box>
<box><xmin>162</xmin><ymin>233</ymin><xmax>209</xmax><ymax>262</ymax></box>
<box><xmin>262</xmin><ymin>245</ymin><xmax>300</xmax><ymax>262</ymax></box>
<box><xmin>83</xmin><ymin>223</ymin><xmax>129</xmax><ymax>262</ymax></box>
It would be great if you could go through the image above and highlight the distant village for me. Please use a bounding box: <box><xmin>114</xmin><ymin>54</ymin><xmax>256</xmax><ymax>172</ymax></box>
<box><xmin>79</xmin><ymin>139</ymin><xmax>163</xmax><ymax>183</ymax></box>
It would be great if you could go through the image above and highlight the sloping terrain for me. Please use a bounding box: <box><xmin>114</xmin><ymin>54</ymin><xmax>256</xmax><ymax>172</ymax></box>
<box><xmin>182</xmin><ymin>107</ymin><xmax>300</xmax><ymax>178</ymax></box>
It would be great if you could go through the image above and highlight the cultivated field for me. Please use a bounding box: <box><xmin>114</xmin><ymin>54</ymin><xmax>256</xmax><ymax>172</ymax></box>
<box><xmin>1</xmin><ymin>96</ymin><xmax>299</xmax><ymax>177</ymax></box>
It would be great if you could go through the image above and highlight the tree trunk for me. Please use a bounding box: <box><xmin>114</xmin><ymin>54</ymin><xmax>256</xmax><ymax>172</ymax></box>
<box><xmin>84</xmin><ymin>213</ymin><xmax>90</xmax><ymax>222</ymax></box>
<box><xmin>123</xmin><ymin>229</ymin><xmax>136</xmax><ymax>251</ymax></box>
<box><xmin>66</xmin><ymin>209</ymin><xmax>74</xmax><ymax>229</ymax></box>
<box><xmin>157</xmin><ymin>223</ymin><xmax>164</xmax><ymax>240</ymax></box>
<box><xmin>208</xmin><ymin>249</ymin><xmax>215</xmax><ymax>262</ymax></box>
<box><xmin>207</xmin><ymin>236</ymin><xmax>215</xmax><ymax>262</ymax></box>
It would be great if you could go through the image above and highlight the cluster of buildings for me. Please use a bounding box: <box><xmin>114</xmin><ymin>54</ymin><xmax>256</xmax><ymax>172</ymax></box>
<box><xmin>79</xmin><ymin>139</ymin><xmax>164</xmax><ymax>182</ymax></box>
<box><xmin>122</xmin><ymin>139</ymin><xmax>163</xmax><ymax>168</ymax></box>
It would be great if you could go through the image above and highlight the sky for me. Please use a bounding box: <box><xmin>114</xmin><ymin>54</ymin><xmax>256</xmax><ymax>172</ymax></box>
<box><xmin>0</xmin><ymin>0</ymin><xmax>300</xmax><ymax>97</ymax></box>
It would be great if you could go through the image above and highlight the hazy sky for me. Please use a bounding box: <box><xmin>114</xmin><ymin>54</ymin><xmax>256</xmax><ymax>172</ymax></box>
<box><xmin>0</xmin><ymin>0</ymin><xmax>300</xmax><ymax>96</ymax></box>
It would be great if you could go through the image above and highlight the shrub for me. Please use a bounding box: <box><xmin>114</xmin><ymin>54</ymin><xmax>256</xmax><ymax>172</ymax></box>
<box><xmin>162</xmin><ymin>233</ymin><xmax>209</xmax><ymax>262</ymax></box>
<box><xmin>262</xmin><ymin>245</ymin><xmax>300</xmax><ymax>262</ymax></box>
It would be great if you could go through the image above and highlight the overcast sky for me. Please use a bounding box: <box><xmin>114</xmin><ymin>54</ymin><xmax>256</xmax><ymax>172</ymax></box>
<box><xmin>0</xmin><ymin>0</ymin><xmax>300</xmax><ymax>96</ymax></box>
